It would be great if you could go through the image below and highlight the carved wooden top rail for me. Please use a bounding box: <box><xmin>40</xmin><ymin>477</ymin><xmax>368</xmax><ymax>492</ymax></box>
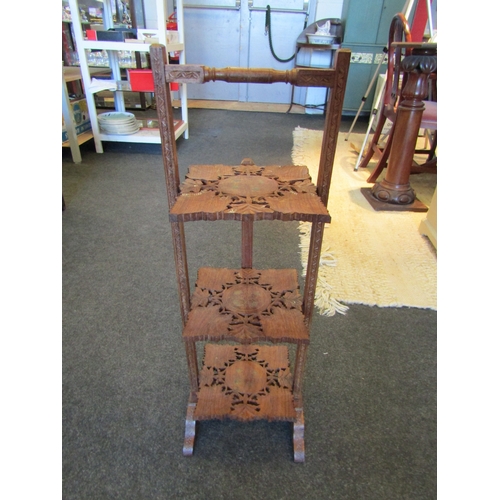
<box><xmin>150</xmin><ymin>45</ymin><xmax>338</xmax><ymax>88</ymax></box>
<box><xmin>166</xmin><ymin>65</ymin><xmax>337</xmax><ymax>87</ymax></box>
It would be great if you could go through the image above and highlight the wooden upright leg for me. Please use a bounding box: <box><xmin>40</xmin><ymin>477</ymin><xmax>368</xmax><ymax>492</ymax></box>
<box><xmin>183</xmin><ymin>399</ymin><xmax>197</xmax><ymax>456</ymax></box>
<box><xmin>184</xmin><ymin>340</ymin><xmax>199</xmax><ymax>399</ymax></box>
<box><xmin>292</xmin><ymin>342</ymin><xmax>307</xmax><ymax>462</ymax></box>
<box><xmin>292</xmin><ymin>219</ymin><xmax>326</xmax><ymax>464</ymax></box>
<box><xmin>171</xmin><ymin>221</ymin><xmax>191</xmax><ymax>325</ymax></box>
<box><xmin>293</xmin><ymin>344</ymin><xmax>308</xmax><ymax>401</ymax></box>
<box><xmin>241</xmin><ymin>216</ymin><xmax>253</xmax><ymax>269</ymax></box>
<box><xmin>293</xmin><ymin>407</ymin><xmax>305</xmax><ymax>463</ymax></box>
<box><xmin>302</xmin><ymin>221</ymin><xmax>325</xmax><ymax>327</ymax></box>
<box><xmin>171</xmin><ymin>221</ymin><xmax>200</xmax><ymax>455</ymax></box>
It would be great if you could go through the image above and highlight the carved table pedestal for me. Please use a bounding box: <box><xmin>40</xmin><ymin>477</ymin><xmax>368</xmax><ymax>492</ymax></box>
<box><xmin>362</xmin><ymin>42</ymin><xmax>437</xmax><ymax>212</ymax></box>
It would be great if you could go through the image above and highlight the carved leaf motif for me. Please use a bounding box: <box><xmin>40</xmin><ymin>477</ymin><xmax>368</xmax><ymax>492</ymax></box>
<box><xmin>267</xmin><ymin>368</ymin><xmax>293</xmax><ymax>388</ymax></box>
<box><xmin>231</xmin><ymin>395</ymin><xmax>261</xmax><ymax>420</ymax></box>
<box><xmin>229</xmin><ymin>321</ymin><xmax>263</xmax><ymax>342</ymax></box>
<box><xmin>226</xmin><ymin>202</ymin><xmax>274</xmax><ymax>214</ymax></box>
<box><xmin>180</xmin><ymin>178</ymin><xmax>203</xmax><ymax>194</ymax></box>
<box><xmin>234</xmin><ymin>165</ymin><xmax>262</xmax><ymax>175</ymax></box>
<box><xmin>258</xmin><ymin>386</ymin><xmax>296</xmax><ymax>419</ymax></box>
<box><xmin>170</xmin><ymin>191</ymin><xmax>231</xmax><ymax>216</ymax></box>
<box><xmin>199</xmin><ymin>365</ymin><xmax>217</xmax><ymax>387</ymax></box>
<box><xmin>262</xmin><ymin>165</ymin><xmax>310</xmax><ymax>181</ymax></box>
<box><xmin>185</xmin><ymin>306</ymin><xmax>231</xmax><ymax>338</ymax></box>
<box><xmin>234</xmin><ymin>345</ymin><xmax>260</xmax><ymax>361</ymax></box>
<box><xmin>196</xmin><ymin>385</ymin><xmax>233</xmax><ymax>417</ymax></box>
<box><xmin>292</xmin><ymin>180</ymin><xmax>317</xmax><ymax>194</ymax></box>
<box><xmin>187</xmin><ymin>164</ymin><xmax>235</xmax><ymax>180</ymax></box>
<box><xmin>197</xmin><ymin>267</ymin><xmax>236</xmax><ymax>290</ymax></box>
<box><xmin>191</xmin><ymin>288</ymin><xmax>211</xmax><ymax>308</ymax></box>
<box><xmin>236</xmin><ymin>269</ymin><xmax>261</xmax><ymax>282</ymax></box>
<box><xmin>280</xmin><ymin>290</ymin><xmax>302</xmax><ymax>309</ymax></box>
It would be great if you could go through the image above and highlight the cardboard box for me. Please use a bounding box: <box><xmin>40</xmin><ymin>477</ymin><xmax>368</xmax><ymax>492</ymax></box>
<box><xmin>62</xmin><ymin>97</ymin><xmax>91</xmax><ymax>142</ymax></box>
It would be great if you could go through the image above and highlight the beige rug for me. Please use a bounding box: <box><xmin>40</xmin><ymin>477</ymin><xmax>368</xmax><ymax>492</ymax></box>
<box><xmin>292</xmin><ymin>127</ymin><xmax>437</xmax><ymax>316</ymax></box>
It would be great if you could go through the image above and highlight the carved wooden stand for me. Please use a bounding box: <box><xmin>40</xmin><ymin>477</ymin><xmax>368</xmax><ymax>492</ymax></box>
<box><xmin>151</xmin><ymin>44</ymin><xmax>350</xmax><ymax>462</ymax></box>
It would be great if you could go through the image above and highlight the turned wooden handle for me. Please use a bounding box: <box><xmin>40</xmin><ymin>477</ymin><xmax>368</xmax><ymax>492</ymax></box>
<box><xmin>163</xmin><ymin>65</ymin><xmax>338</xmax><ymax>87</ymax></box>
<box><xmin>150</xmin><ymin>46</ymin><xmax>349</xmax><ymax>88</ymax></box>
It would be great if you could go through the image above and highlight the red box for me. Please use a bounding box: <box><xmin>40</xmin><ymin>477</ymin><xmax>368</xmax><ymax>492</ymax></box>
<box><xmin>128</xmin><ymin>69</ymin><xmax>155</xmax><ymax>92</ymax></box>
<box><xmin>128</xmin><ymin>69</ymin><xmax>179</xmax><ymax>92</ymax></box>
<box><xmin>86</xmin><ymin>29</ymin><xmax>97</xmax><ymax>40</ymax></box>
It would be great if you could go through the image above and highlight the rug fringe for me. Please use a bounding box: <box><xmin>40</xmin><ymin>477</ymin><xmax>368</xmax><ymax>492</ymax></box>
<box><xmin>294</xmin><ymin>128</ymin><xmax>350</xmax><ymax>316</ymax></box>
<box><xmin>298</xmin><ymin>220</ymin><xmax>350</xmax><ymax>316</ymax></box>
<box><xmin>293</xmin><ymin>126</ymin><xmax>437</xmax><ymax>316</ymax></box>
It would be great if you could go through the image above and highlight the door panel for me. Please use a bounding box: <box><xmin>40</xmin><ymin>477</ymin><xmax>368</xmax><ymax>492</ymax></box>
<box><xmin>247</xmin><ymin>9</ymin><xmax>306</xmax><ymax>103</ymax></box>
<box><xmin>184</xmin><ymin>5</ymin><xmax>242</xmax><ymax>100</ymax></box>
<box><xmin>183</xmin><ymin>0</ymin><xmax>311</xmax><ymax>103</ymax></box>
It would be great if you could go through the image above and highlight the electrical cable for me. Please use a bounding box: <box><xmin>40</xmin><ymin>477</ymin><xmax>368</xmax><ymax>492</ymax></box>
<box><xmin>265</xmin><ymin>5</ymin><xmax>295</xmax><ymax>63</ymax></box>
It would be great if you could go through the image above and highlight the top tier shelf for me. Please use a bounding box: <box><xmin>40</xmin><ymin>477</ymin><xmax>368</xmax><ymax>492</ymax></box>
<box><xmin>169</xmin><ymin>158</ymin><xmax>330</xmax><ymax>223</ymax></box>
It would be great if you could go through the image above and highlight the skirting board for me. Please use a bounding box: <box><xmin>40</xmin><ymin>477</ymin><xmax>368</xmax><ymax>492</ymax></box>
<box><xmin>174</xmin><ymin>99</ymin><xmax>306</xmax><ymax>114</ymax></box>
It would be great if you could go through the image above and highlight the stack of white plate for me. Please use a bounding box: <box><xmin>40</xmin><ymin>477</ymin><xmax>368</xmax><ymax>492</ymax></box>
<box><xmin>98</xmin><ymin>112</ymin><xmax>140</xmax><ymax>135</ymax></box>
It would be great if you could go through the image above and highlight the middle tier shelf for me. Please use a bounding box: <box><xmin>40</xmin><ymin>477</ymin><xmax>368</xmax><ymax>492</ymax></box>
<box><xmin>183</xmin><ymin>267</ymin><xmax>309</xmax><ymax>344</ymax></box>
<box><xmin>170</xmin><ymin>158</ymin><xmax>330</xmax><ymax>223</ymax></box>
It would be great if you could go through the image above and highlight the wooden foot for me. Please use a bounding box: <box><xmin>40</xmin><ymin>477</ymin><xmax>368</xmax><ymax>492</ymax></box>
<box><xmin>183</xmin><ymin>402</ymin><xmax>197</xmax><ymax>456</ymax></box>
<box><xmin>360</xmin><ymin>187</ymin><xmax>428</xmax><ymax>212</ymax></box>
<box><xmin>293</xmin><ymin>408</ymin><xmax>305</xmax><ymax>463</ymax></box>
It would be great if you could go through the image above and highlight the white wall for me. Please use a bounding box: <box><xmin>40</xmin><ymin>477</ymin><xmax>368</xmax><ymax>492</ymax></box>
<box><xmin>314</xmin><ymin>0</ymin><xmax>343</xmax><ymax>20</ymax></box>
<box><xmin>143</xmin><ymin>0</ymin><xmax>175</xmax><ymax>29</ymax></box>
<box><xmin>143</xmin><ymin>0</ymin><xmax>345</xmax><ymax>29</ymax></box>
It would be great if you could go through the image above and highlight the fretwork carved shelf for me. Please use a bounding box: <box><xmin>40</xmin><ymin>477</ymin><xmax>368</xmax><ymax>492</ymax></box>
<box><xmin>196</xmin><ymin>344</ymin><xmax>296</xmax><ymax>422</ymax></box>
<box><xmin>170</xmin><ymin>159</ymin><xmax>331</xmax><ymax>223</ymax></box>
<box><xmin>184</xmin><ymin>267</ymin><xmax>309</xmax><ymax>344</ymax></box>
<box><xmin>150</xmin><ymin>43</ymin><xmax>350</xmax><ymax>462</ymax></box>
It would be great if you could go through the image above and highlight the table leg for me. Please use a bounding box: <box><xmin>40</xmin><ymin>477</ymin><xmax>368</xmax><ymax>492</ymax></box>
<box><xmin>362</xmin><ymin>46</ymin><xmax>437</xmax><ymax>212</ymax></box>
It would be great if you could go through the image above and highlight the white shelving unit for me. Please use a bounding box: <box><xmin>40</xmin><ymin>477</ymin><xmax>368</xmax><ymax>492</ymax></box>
<box><xmin>67</xmin><ymin>0</ymin><xmax>188</xmax><ymax>153</ymax></box>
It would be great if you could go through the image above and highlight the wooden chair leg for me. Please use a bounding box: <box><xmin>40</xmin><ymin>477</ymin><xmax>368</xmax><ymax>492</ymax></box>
<box><xmin>358</xmin><ymin>114</ymin><xmax>388</xmax><ymax>171</ymax></box>
<box><xmin>366</xmin><ymin>127</ymin><xmax>395</xmax><ymax>183</ymax></box>
<box><xmin>427</xmin><ymin>130</ymin><xmax>437</xmax><ymax>161</ymax></box>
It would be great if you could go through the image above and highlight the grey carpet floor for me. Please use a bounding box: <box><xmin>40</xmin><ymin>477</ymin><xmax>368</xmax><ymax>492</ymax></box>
<box><xmin>62</xmin><ymin>109</ymin><xmax>436</xmax><ymax>499</ymax></box>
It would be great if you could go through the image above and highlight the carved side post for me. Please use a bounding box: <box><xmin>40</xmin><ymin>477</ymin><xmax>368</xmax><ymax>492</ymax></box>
<box><xmin>371</xmin><ymin>45</ymin><xmax>437</xmax><ymax>205</ymax></box>
<box><xmin>241</xmin><ymin>215</ymin><xmax>253</xmax><ymax>269</ymax></box>
<box><xmin>151</xmin><ymin>44</ymin><xmax>198</xmax><ymax>398</ymax></box>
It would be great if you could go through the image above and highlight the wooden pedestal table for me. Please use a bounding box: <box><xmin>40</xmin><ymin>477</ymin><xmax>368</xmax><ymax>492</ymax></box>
<box><xmin>361</xmin><ymin>42</ymin><xmax>437</xmax><ymax>212</ymax></box>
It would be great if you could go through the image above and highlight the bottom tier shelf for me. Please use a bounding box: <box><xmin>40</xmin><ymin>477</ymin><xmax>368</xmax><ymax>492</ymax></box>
<box><xmin>196</xmin><ymin>344</ymin><xmax>296</xmax><ymax>421</ymax></box>
<box><xmin>183</xmin><ymin>343</ymin><xmax>305</xmax><ymax>461</ymax></box>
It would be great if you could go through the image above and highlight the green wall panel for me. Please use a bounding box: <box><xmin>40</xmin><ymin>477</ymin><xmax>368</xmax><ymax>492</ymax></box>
<box><xmin>341</xmin><ymin>0</ymin><xmax>407</xmax><ymax>113</ymax></box>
